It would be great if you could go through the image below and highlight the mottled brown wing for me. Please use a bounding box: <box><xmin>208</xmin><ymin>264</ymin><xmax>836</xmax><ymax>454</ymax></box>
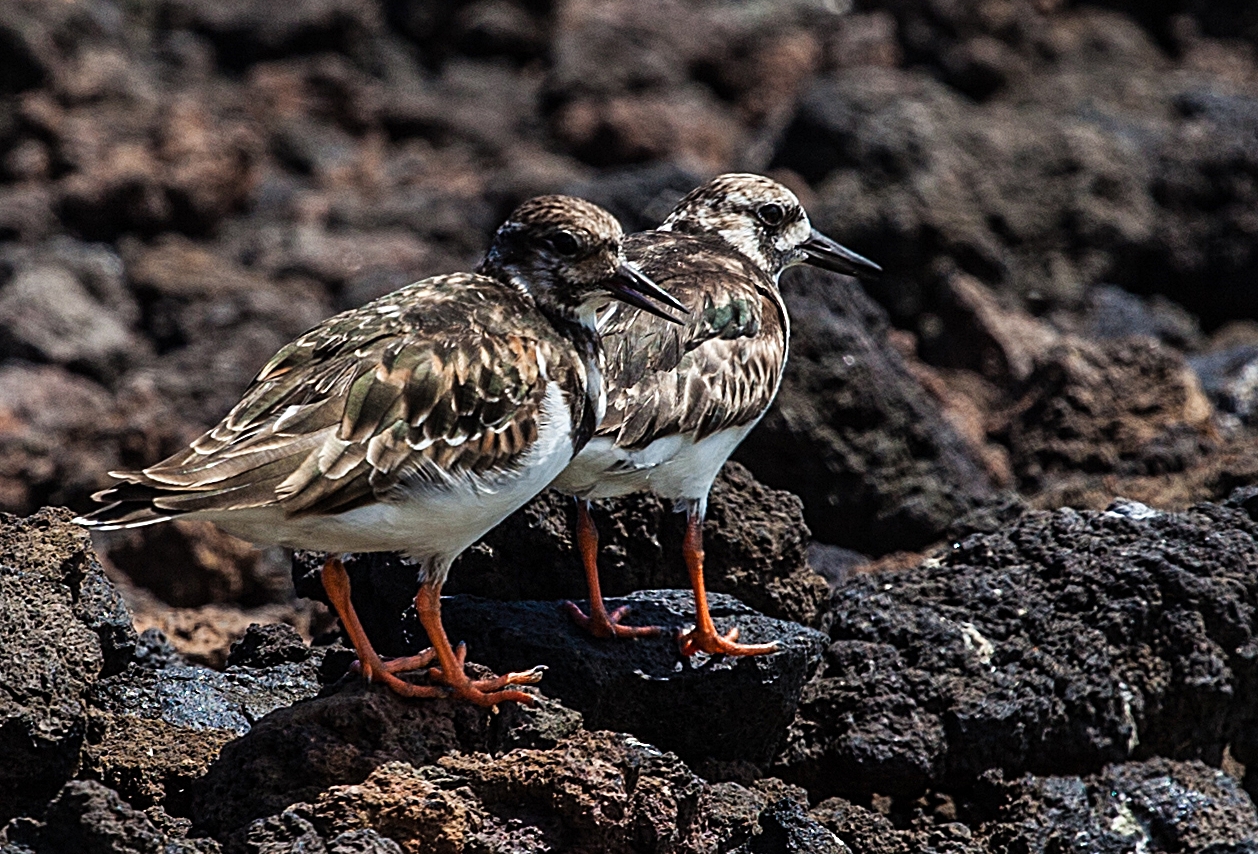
<box><xmin>598</xmin><ymin>232</ymin><xmax>788</xmax><ymax>449</ymax></box>
<box><xmin>101</xmin><ymin>274</ymin><xmax>560</xmax><ymax>518</ymax></box>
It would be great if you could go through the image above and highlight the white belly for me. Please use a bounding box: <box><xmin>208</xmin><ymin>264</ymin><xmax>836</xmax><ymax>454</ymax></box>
<box><xmin>197</xmin><ymin>382</ymin><xmax>575</xmax><ymax>565</ymax></box>
<box><xmin>552</xmin><ymin>422</ymin><xmax>756</xmax><ymax>503</ymax></box>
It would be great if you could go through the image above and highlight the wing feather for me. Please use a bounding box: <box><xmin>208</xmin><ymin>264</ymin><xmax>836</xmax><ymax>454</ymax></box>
<box><xmin>597</xmin><ymin>233</ymin><xmax>788</xmax><ymax>449</ymax></box>
<box><xmin>82</xmin><ymin>274</ymin><xmax>568</xmax><ymax>527</ymax></box>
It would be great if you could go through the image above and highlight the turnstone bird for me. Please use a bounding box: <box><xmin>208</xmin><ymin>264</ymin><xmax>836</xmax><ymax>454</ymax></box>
<box><xmin>553</xmin><ymin>174</ymin><xmax>880</xmax><ymax>656</ymax></box>
<box><xmin>76</xmin><ymin>195</ymin><xmax>684</xmax><ymax>706</ymax></box>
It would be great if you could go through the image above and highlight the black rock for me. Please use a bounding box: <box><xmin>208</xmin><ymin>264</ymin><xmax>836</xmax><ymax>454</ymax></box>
<box><xmin>810</xmin><ymin>758</ymin><xmax>1258</xmax><ymax>853</ymax></box>
<box><xmin>730</xmin><ymin>798</ymin><xmax>850</xmax><ymax>854</ymax></box>
<box><xmin>1</xmin><ymin>779</ymin><xmax>220</xmax><ymax>854</ymax></box>
<box><xmin>241</xmin><ymin>811</ymin><xmax>403</xmax><ymax>854</ymax></box>
<box><xmin>190</xmin><ymin>682</ymin><xmax>580</xmax><ymax>841</ymax></box>
<box><xmin>734</xmin><ymin>268</ymin><xmax>994</xmax><ymax>555</ymax></box>
<box><xmin>92</xmin><ymin>647</ymin><xmax>322</xmax><ymax>738</ymax></box>
<box><xmin>778</xmin><ymin>499</ymin><xmax>1258</xmax><ymax>801</ymax></box>
<box><xmin>989</xmin><ymin>759</ymin><xmax>1258</xmax><ymax>854</ymax></box>
<box><xmin>424</xmin><ymin>589</ymin><xmax>826</xmax><ymax>766</ymax></box>
<box><xmin>0</xmin><ymin>508</ymin><xmax>135</xmax><ymax>823</ymax></box>
<box><xmin>227</xmin><ymin>623</ymin><xmax>313</xmax><ymax>669</ymax></box>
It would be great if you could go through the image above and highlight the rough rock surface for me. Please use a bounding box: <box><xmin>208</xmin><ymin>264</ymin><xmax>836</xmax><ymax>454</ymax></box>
<box><xmin>1002</xmin><ymin>337</ymin><xmax>1215</xmax><ymax>490</ymax></box>
<box><xmin>810</xmin><ymin>758</ymin><xmax>1258</xmax><ymax>854</ymax></box>
<box><xmin>232</xmin><ymin>733</ymin><xmax>846</xmax><ymax>854</ymax></box>
<box><xmin>6</xmin><ymin>0</ymin><xmax>1258</xmax><ymax>850</ymax></box>
<box><xmin>1</xmin><ymin>779</ymin><xmax>221</xmax><ymax>854</ymax></box>
<box><xmin>735</xmin><ymin>269</ymin><xmax>995</xmax><ymax>554</ymax></box>
<box><xmin>0</xmin><ymin>507</ymin><xmax>133</xmax><ymax>823</ymax></box>
<box><xmin>776</xmin><ymin>10</ymin><xmax>1258</xmax><ymax>330</ymax></box>
<box><xmin>434</xmin><ymin>590</ymin><xmax>826</xmax><ymax>766</ymax></box>
<box><xmin>778</xmin><ymin>496</ymin><xmax>1258</xmax><ymax>801</ymax></box>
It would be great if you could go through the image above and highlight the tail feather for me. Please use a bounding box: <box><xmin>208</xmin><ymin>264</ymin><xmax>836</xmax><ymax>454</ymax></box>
<box><xmin>74</xmin><ymin>493</ymin><xmax>175</xmax><ymax>530</ymax></box>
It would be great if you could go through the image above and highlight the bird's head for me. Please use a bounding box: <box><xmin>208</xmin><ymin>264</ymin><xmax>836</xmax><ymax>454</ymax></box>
<box><xmin>659</xmin><ymin>173</ymin><xmax>881</xmax><ymax>280</ymax></box>
<box><xmin>481</xmin><ymin>195</ymin><xmax>684</xmax><ymax>328</ymax></box>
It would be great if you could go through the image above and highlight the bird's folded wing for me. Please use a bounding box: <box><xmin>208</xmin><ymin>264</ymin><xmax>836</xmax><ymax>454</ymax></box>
<box><xmin>102</xmin><ymin>280</ymin><xmax>554</xmax><ymax>518</ymax></box>
<box><xmin>597</xmin><ymin>239</ymin><xmax>786</xmax><ymax>449</ymax></box>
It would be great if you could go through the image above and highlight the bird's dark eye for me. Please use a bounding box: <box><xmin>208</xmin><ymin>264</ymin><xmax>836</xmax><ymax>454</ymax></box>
<box><xmin>545</xmin><ymin>231</ymin><xmax>583</xmax><ymax>256</ymax></box>
<box><xmin>756</xmin><ymin>203</ymin><xmax>786</xmax><ymax>227</ymax></box>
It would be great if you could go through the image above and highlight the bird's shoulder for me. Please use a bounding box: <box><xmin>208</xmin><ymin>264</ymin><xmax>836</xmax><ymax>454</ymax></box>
<box><xmin>600</xmin><ymin>231</ymin><xmax>775</xmax><ymax>383</ymax></box>
<box><xmin>597</xmin><ymin>231</ymin><xmax>788</xmax><ymax>448</ymax></box>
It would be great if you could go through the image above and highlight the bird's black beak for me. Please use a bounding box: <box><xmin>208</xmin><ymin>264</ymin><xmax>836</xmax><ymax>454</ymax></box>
<box><xmin>801</xmin><ymin>229</ymin><xmax>882</xmax><ymax>278</ymax></box>
<box><xmin>607</xmin><ymin>261</ymin><xmax>687</xmax><ymax>324</ymax></box>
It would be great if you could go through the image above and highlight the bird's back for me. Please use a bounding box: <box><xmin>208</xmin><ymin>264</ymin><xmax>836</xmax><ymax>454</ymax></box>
<box><xmin>81</xmin><ymin>273</ymin><xmax>593</xmax><ymax>531</ymax></box>
<box><xmin>596</xmin><ymin>230</ymin><xmax>788</xmax><ymax>450</ymax></box>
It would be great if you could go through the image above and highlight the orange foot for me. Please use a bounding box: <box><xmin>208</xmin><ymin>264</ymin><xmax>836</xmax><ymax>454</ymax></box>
<box><xmin>351</xmin><ymin>646</ymin><xmax>541</xmax><ymax>706</ymax></box>
<box><xmin>426</xmin><ymin>641</ymin><xmax>545</xmax><ymax>707</ymax></box>
<box><xmin>678</xmin><ymin>625</ymin><xmax>779</xmax><ymax>658</ymax></box>
<box><xmin>563</xmin><ymin>601</ymin><xmax>663</xmax><ymax>639</ymax></box>
<box><xmin>351</xmin><ymin>649</ymin><xmax>437</xmax><ymax>677</ymax></box>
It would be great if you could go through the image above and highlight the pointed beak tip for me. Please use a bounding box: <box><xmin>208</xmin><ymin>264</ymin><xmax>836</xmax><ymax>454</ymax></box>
<box><xmin>802</xmin><ymin>230</ymin><xmax>882</xmax><ymax>279</ymax></box>
<box><xmin>611</xmin><ymin>262</ymin><xmax>688</xmax><ymax>324</ymax></box>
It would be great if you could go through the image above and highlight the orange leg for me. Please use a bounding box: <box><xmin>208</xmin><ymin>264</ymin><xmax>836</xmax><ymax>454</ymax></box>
<box><xmin>563</xmin><ymin>500</ymin><xmax>662</xmax><ymax>639</ymax></box>
<box><xmin>415</xmin><ymin>581</ymin><xmax>543</xmax><ymax>707</ymax></box>
<box><xmin>676</xmin><ymin>509</ymin><xmax>778</xmax><ymax>658</ymax></box>
<box><xmin>320</xmin><ymin>556</ymin><xmax>443</xmax><ymax>698</ymax></box>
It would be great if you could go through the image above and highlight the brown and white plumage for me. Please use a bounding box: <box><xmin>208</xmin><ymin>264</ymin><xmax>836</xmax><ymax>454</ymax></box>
<box><xmin>89</xmin><ymin>274</ymin><xmax>587</xmax><ymax>538</ymax></box>
<box><xmin>78</xmin><ymin>194</ymin><xmax>683</xmax><ymax>706</ymax></box>
<box><xmin>553</xmin><ymin>174</ymin><xmax>880</xmax><ymax>653</ymax></box>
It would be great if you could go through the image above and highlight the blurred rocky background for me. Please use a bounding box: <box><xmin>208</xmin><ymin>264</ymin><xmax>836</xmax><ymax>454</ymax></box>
<box><xmin>4</xmin><ymin>0</ymin><xmax>1258</xmax><ymax>851</ymax></box>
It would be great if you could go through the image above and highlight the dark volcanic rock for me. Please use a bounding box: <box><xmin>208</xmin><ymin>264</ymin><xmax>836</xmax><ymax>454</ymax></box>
<box><xmin>190</xmin><ymin>685</ymin><xmax>580</xmax><ymax>843</ymax></box>
<box><xmin>435</xmin><ymin>590</ymin><xmax>826</xmax><ymax>766</ymax></box>
<box><xmin>1002</xmin><ymin>337</ymin><xmax>1215</xmax><ymax>490</ymax></box>
<box><xmin>778</xmin><ymin>498</ymin><xmax>1258</xmax><ymax>801</ymax></box>
<box><xmin>226</xmin><ymin>622</ymin><xmax>313</xmax><ymax>669</ymax></box>
<box><xmin>236</xmin><ymin>734</ymin><xmax>843</xmax><ymax>854</ymax></box>
<box><xmin>91</xmin><ymin>641</ymin><xmax>321</xmax><ymax>738</ymax></box>
<box><xmin>810</xmin><ymin>758</ymin><xmax>1258</xmax><ymax>854</ymax></box>
<box><xmin>0</xmin><ymin>362</ymin><xmax>189</xmax><ymax>516</ymax></box>
<box><xmin>0</xmin><ymin>779</ymin><xmax>220</xmax><ymax>854</ymax></box>
<box><xmin>774</xmin><ymin>14</ymin><xmax>1258</xmax><ymax>331</ymax></box>
<box><xmin>987</xmin><ymin>759</ymin><xmax>1258</xmax><ymax>854</ymax></box>
<box><xmin>735</xmin><ymin>268</ymin><xmax>994</xmax><ymax>555</ymax></box>
<box><xmin>85</xmin><ymin>625</ymin><xmax>323</xmax><ymax>813</ymax></box>
<box><xmin>0</xmin><ymin>240</ymin><xmax>143</xmax><ymax>382</ymax></box>
<box><xmin>0</xmin><ymin>507</ymin><xmax>135</xmax><ymax>823</ymax></box>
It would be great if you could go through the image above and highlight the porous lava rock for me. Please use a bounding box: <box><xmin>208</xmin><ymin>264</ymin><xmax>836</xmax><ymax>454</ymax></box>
<box><xmin>0</xmin><ymin>779</ymin><xmax>221</xmax><ymax>854</ymax></box>
<box><xmin>1002</xmin><ymin>337</ymin><xmax>1215</xmax><ymax>490</ymax></box>
<box><xmin>433</xmin><ymin>590</ymin><xmax>826</xmax><ymax>766</ymax></box>
<box><xmin>0</xmin><ymin>507</ymin><xmax>134</xmax><ymax>822</ymax></box>
<box><xmin>735</xmin><ymin>268</ymin><xmax>995</xmax><ymax>555</ymax></box>
<box><xmin>778</xmin><ymin>496</ymin><xmax>1258</xmax><ymax>801</ymax></box>
<box><xmin>232</xmin><ymin>732</ymin><xmax>847</xmax><ymax>854</ymax></box>
<box><xmin>810</xmin><ymin>758</ymin><xmax>1258</xmax><ymax>854</ymax></box>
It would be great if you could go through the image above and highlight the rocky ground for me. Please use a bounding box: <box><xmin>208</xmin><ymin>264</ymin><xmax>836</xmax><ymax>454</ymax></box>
<box><xmin>3</xmin><ymin>0</ymin><xmax>1258</xmax><ymax>851</ymax></box>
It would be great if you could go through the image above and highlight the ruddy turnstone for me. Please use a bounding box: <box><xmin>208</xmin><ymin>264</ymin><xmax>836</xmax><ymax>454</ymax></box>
<box><xmin>76</xmin><ymin>195</ymin><xmax>684</xmax><ymax>706</ymax></box>
<box><xmin>553</xmin><ymin>174</ymin><xmax>880</xmax><ymax>656</ymax></box>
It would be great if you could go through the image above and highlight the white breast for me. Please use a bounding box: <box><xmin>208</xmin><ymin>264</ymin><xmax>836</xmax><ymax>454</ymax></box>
<box><xmin>199</xmin><ymin>381</ymin><xmax>576</xmax><ymax>577</ymax></box>
<box><xmin>552</xmin><ymin>421</ymin><xmax>756</xmax><ymax>504</ymax></box>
